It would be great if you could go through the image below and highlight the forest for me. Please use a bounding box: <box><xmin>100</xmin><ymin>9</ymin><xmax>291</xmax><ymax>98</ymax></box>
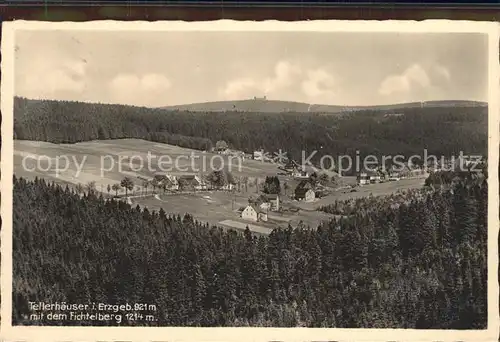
<box><xmin>13</xmin><ymin>170</ymin><xmax>487</xmax><ymax>328</ymax></box>
<box><xmin>14</xmin><ymin>97</ymin><xmax>487</xmax><ymax>173</ymax></box>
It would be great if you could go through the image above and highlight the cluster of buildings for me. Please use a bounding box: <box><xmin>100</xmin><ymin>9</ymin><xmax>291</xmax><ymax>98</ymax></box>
<box><xmin>214</xmin><ymin>148</ymin><xmax>251</xmax><ymax>160</ymax></box>
<box><xmin>280</xmin><ymin>160</ymin><xmax>310</xmax><ymax>179</ymax></box>
<box><xmin>239</xmin><ymin>178</ymin><xmax>327</xmax><ymax>223</ymax></box>
<box><xmin>240</xmin><ymin>193</ymin><xmax>280</xmax><ymax>222</ymax></box>
<box><xmin>356</xmin><ymin>164</ymin><xmax>426</xmax><ymax>186</ymax></box>
<box><xmin>138</xmin><ymin>173</ymin><xmax>209</xmax><ymax>192</ymax></box>
<box><xmin>139</xmin><ymin>172</ymin><xmax>243</xmax><ymax>193</ymax></box>
<box><xmin>356</xmin><ymin>155</ymin><xmax>484</xmax><ymax>186</ymax></box>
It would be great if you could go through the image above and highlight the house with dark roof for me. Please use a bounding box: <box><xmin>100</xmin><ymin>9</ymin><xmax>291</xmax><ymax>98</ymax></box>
<box><xmin>295</xmin><ymin>188</ymin><xmax>315</xmax><ymax>202</ymax></box>
<box><xmin>177</xmin><ymin>175</ymin><xmax>207</xmax><ymax>191</ymax></box>
<box><xmin>294</xmin><ymin>180</ymin><xmax>317</xmax><ymax>202</ymax></box>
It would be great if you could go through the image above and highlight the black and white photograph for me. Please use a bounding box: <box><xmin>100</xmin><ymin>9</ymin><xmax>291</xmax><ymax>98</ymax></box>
<box><xmin>1</xmin><ymin>20</ymin><xmax>499</xmax><ymax>341</ymax></box>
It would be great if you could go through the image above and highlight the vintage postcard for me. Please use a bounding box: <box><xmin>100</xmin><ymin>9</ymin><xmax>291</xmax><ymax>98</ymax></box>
<box><xmin>1</xmin><ymin>19</ymin><xmax>499</xmax><ymax>342</ymax></box>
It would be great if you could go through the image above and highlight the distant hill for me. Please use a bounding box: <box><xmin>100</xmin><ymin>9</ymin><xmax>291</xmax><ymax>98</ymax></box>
<box><xmin>160</xmin><ymin>98</ymin><xmax>487</xmax><ymax>113</ymax></box>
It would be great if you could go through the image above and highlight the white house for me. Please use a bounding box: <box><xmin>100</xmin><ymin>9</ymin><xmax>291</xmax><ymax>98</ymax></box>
<box><xmin>293</xmin><ymin>170</ymin><xmax>310</xmax><ymax>180</ymax></box>
<box><xmin>253</xmin><ymin>150</ymin><xmax>264</xmax><ymax>161</ymax></box>
<box><xmin>222</xmin><ymin>183</ymin><xmax>236</xmax><ymax>191</ymax></box>
<box><xmin>357</xmin><ymin>169</ymin><xmax>382</xmax><ymax>185</ymax></box>
<box><xmin>241</xmin><ymin>204</ymin><xmax>268</xmax><ymax>222</ymax></box>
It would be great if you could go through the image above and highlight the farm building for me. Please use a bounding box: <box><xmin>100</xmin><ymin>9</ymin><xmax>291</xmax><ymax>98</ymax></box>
<box><xmin>153</xmin><ymin>173</ymin><xmax>179</xmax><ymax>191</ymax></box>
<box><xmin>357</xmin><ymin>168</ymin><xmax>385</xmax><ymax>185</ymax></box>
<box><xmin>294</xmin><ymin>179</ymin><xmax>313</xmax><ymax>193</ymax></box>
<box><xmin>294</xmin><ymin>180</ymin><xmax>316</xmax><ymax>202</ymax></box>
<box><xmin>162</xmin><ymin>177</ymin><xmax>179</xmax><ymax>191</ymax></box>
<box><xmin>296</xmin><ymin>188</ymin><xmax>315</xmax><ymax>202</ymax></box>
<box><xmin>253</xmin><ymin>193</ymin><xmax>280</xmax><ymax>211</ymax></box>
<box><xmin>241</xmin><ymin>204</ymin><xmax>268</xmax><ymax>222</ymax></box>
<box><xmin>357</xmin><ymin>170</ymin><xmax>372</xmax><ymax>185</ymax></box>
<box><xmin>177</xmin><ymin>175</ymin><xmax>208</xmax><ymax>191</ymax></box>
<box><xmin>164</xmin><ymin>174</ymin><xmax>179</xmax><ymax>190</ymax></box>
<box><xmin>266</xmin><ymin>194</ymin><xmax>280</xmax><ymax>211</ymax></box>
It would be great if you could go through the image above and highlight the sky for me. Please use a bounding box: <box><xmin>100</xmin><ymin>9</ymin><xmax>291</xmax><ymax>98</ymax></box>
<box><xmin>14</xmin><ymin>30</ymin><xmax>489</xmax><ymax>107</ymax></box>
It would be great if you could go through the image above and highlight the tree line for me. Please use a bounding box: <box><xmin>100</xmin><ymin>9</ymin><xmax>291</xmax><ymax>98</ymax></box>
<box><xmin>13</xmin><ymin>172</ymin><xmax>487</xmax><ymax>328</ymax></box>
<box><xmin>14</xmin><ymin>97</ymin><xmax>487</xmax><ymax>175</ymax></box>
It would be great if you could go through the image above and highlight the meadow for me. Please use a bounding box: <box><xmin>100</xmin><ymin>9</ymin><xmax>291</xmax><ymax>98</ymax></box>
<box><xmin>14</xmin><ymin>138</ymin><xmax>281</xmax><ymax>188</ymax></box>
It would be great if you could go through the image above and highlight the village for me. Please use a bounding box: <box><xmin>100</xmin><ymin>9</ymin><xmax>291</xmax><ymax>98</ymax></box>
<box><xmin>76</xmin><ymin>139</ymin><xmax>485</xmax><ymax>236</ymax></box>
<box><xmin>13</xmin><ymin>138</ymin><xmax>483</xmax><ymax>235</ymax></box>
<box><xmin>110</xmin><ymin>142</ymin><xmax>482</xmax><ymax>234</ymax></box>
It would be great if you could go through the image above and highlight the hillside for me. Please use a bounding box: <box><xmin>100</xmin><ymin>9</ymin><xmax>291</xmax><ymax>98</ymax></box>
<box><xmin>160</xmin><ymin>98</ymin><xmax>487</xmax><ymax>113</ymax></box>
<box><xmin>14</xmin><ymin>97</ymin><xmax>488</xmax><ymax>176</ymax></box>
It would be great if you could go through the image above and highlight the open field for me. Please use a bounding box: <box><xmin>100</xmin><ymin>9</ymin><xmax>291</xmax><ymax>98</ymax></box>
<box><xmin>14</xmin><ymin>138</ymin><xmax>426</xmax><ymax>234</ymax></box>
<box><xmin>15</xmin><ymin>138</ymin><xmax>285</xmax><ymax>188</ymax></box>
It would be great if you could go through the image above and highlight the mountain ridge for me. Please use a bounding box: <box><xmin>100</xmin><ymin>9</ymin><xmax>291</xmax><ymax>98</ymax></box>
<box><xmin>160</xmin><ymin>98</ymin><xmax>487</xmax><ymax>113</ymax></box>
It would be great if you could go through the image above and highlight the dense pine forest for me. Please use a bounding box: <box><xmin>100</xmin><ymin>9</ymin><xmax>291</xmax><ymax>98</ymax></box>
<box><xmin>14</xmin><ymin>97</ymin><xmax>487</xmax><ymax>169</ymax></box>
<box><xmin>13</xmin><ymin>172</ymin><xmax>487</xmax><ymax>328</ymax></box>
